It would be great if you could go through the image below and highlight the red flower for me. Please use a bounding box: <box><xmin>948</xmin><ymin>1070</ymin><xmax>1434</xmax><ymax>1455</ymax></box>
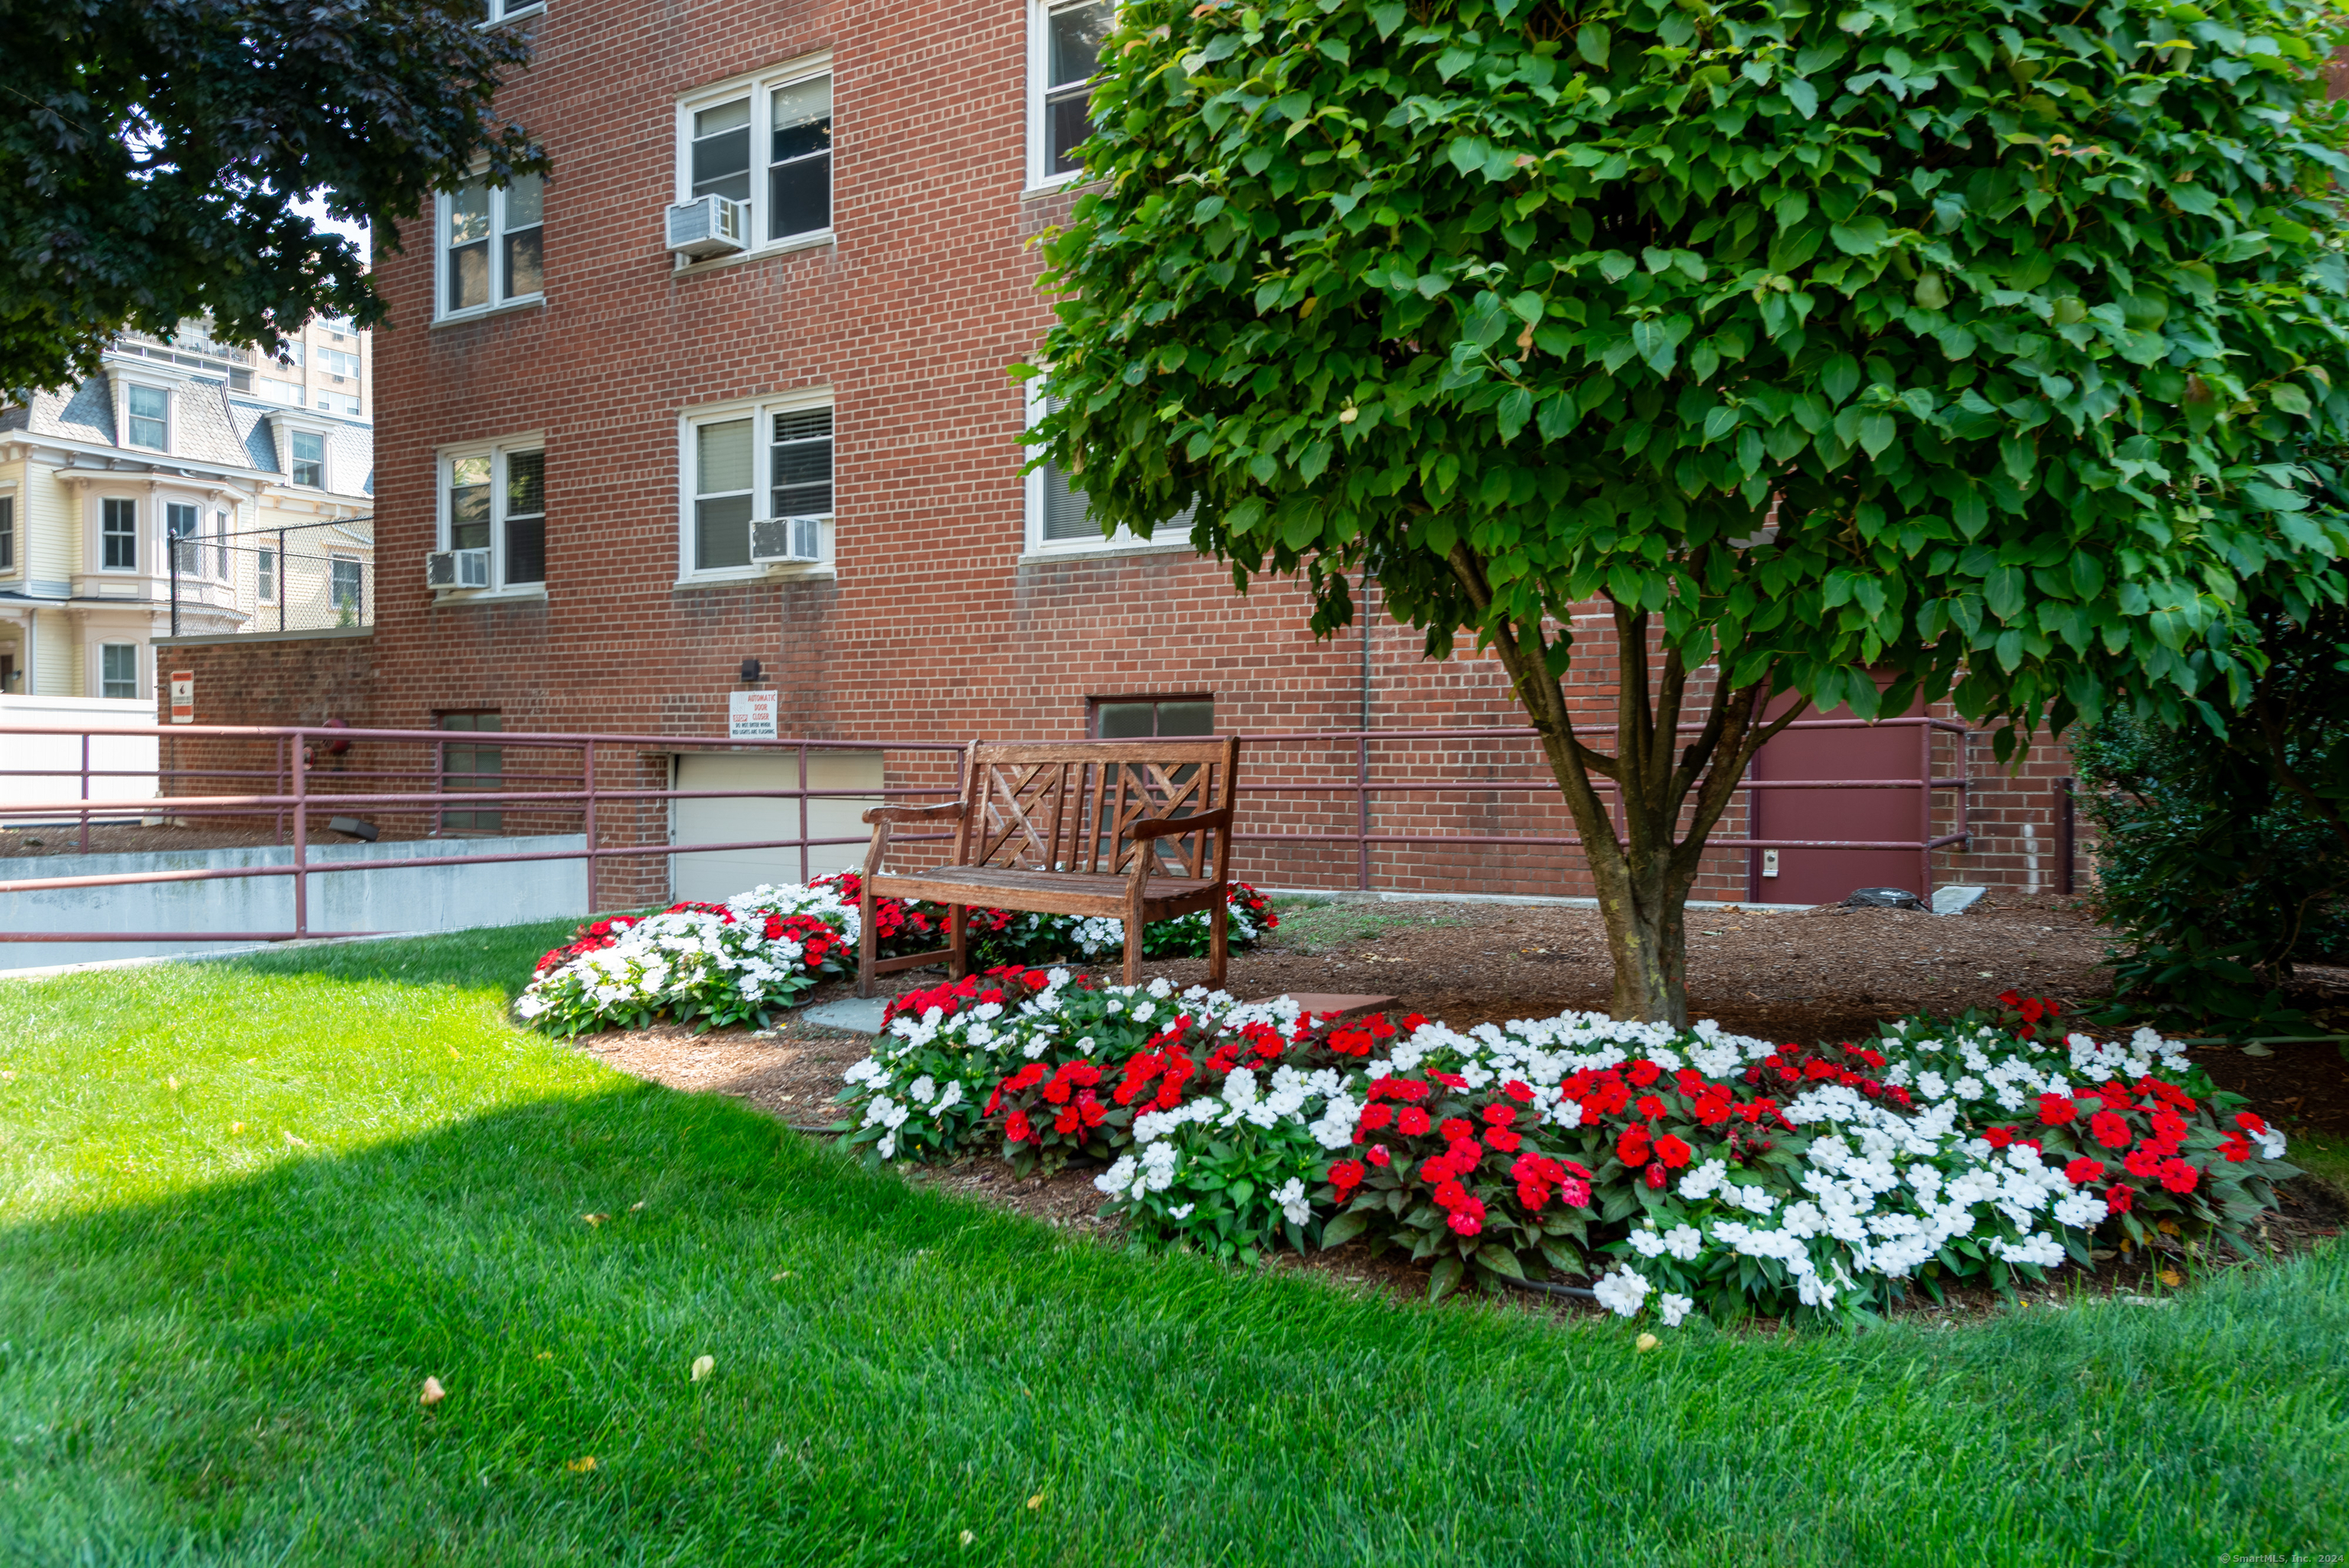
<box><xmin>1617</xmin><ymin>1128</ymin><xmax>1651</xmax><ymax>1167</ymax></box>
<box><xmin>2151</xmin><ymin>1109</ymin><xmax>2188</xmax><ymax>1144</ymax></box>
<box><xmin>1003</xmin><ymin>1110</ymin><xmax>1032</xmax><ymax>1143</ymax></box>
<box><xmin>1356</xmin><ymin>1103</ymin><xmax>1395</xmax><ymax>1133</ymax></box>
<box><xmin>1419</xmin><ymin>1157</ymin><xmax>1451</xmax><ymax>1184</ymax></box>
<box><xmin>1446</xmin><ymin>1136</ymin><xmax>1485</xmax><ymax>1168</ymax></box>
<box><xmin>2158</xmin><ymin>1158</ymin><xmax>2200</xmax><ymax>1195</ymax></box>
<box><xmin>1482</xmin><ymin>1103</ymin><xmax>1516</xmax><ymax>1127</ymax></box>
<box><xmin>2065</xmin><ymin>1156</ymin><xmax>2105</xmax><ymax>1185</ymax></box>
<box><xmin>1558</xmin><ymin>1176</ymin><xmax>1593</xmax><ymax>1208</ymax></box>
<box><xmin>2037</xmin><ymin>1093</ymin><xmax>2078</xmax><ymax>1126</ymax></box>
<box><xmin>1692</xmin><ymin>1094</ymin><xmax>1733</xmax><ymax>1128</ymax></box>
<box><xmin>1053</xmin><ymin>1106</ymin><xmax>1080</xmax><ymax>1135</ymax></box>
<box><xmin>2104</xmin><ymin>1183</ymin><xmax>2135</xmax><ymax>1214</ymax></box>
<box><xmin>1516</xmin><ymin>1178</ymin><xmax>1551</xmax><ymax>1209</ymax></box>
<box><xmin>1009</xmin><ymin>1063</ymin><xmax>1046</xmax><ymax>1092</ymax></box>
<box><xmin>1653</xmin><ymin>1134</ymin><xmax>1693</xmax><ymax>1170</ymax></box>
<box><xmin>1023</xmin><ymin>969</ymin><xmax>1050</xmax><ymax>989</ymax></box>
<box><xmin>1503</xmin><ymin>1079</ymin><xmax>1536</xmax><ymax>1104</ymax></box>
<box><xmin>1439</xmin><ymin>1118</ymin><xmax>1474</xmax><ymax>1143</ymax></box>
<box><xmin>1429</xmin><ymin>1070</ymin><xmax>1469</xmax><ymax>1089</ymax></box>
<box><xmin>1329</xmin><ymin>1159</ymin><xmax>1365</xmax><ymax>1193</ymax></box>
<box><xmin>1483</xmin><ymin>1128</ymin><xmax>1522</xmax><ymax>1154</ymax></box>
<box><xmin>1447</xmin><ymin>1203</ymin><xmax>1484</xmax><ymax>1236</ymax></box>
<box><xmin>1983</xmin><ymin>1126</ymin><xmax>2015</xmax><ymax>1150</ymax></box>
<box><xmin>1673</xmin><ymin>1068</ymin><xmax>1707</xmax><ymax>1098</ymax></box>
<box><xmin>1397</xmin><ymin>1107</ymin><xmax>1431</xmax><ymax>1136</ymax></box>
<box><xmin>2234</xmin><ymin>1111</ymin><xmax>2269</xmax><ymax>1135</ymax></box>
<box><xmin>2220</xmin><ymin>1133</ymin><xmax>2253</xmax><ymax>1164</ymax></box>
<box><xmin>1643</xmin><ymin>1161</ymin><xmax>1668</xmax><ymax>1190</ymax></box>
<box><xmin>1432</xmin><ymin>1178</ymin><xmax>1470</xmax><ymax>1211</ymax></box>
<box><xmin>1627</xmin><ymin>1060</ymin><xmax>1662</xmax><ymax>1088</ymax></box>
<box><xmin>1636</xmin><ymin>1093</ymin><xmax>1669</xmax><ymax>1122</ymax></box>
<box><xmin>1402</xmin><ymin>1012</ymin><xmax>1428</xmax><ymax>1031</ymax></box>
<box><xmin>2123</xmin><ymin>1146</ymin><xmax>2164</xmax><ymax>1178</ymax></box>
<box><xmin>2089</xmin><ymin>1111</ymin><xmax>2131</xmax><ymax>1151</ymax></box>
<box><xmin>1366</xmin><ymin>1144</ymin><xmax>1391</xmax><ymax>1167</ymax></box>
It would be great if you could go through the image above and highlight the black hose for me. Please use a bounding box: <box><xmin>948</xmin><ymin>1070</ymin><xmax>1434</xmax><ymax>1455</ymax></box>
<box><xmin>1507</xmin><ymin>1277</ymin><xmax>1600</xmax><ymax>1302</ymax></box>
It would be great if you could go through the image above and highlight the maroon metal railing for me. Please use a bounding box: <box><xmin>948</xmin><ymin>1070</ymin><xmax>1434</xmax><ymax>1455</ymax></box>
<box><xmin>0</xmin><ymin>718</ymin><xmax>1971</xmax><ymax>944</ymax></box>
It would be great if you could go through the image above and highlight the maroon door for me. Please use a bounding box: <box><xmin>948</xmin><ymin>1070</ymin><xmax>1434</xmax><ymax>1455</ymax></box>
<box><xmin>1747</xmin><ymin>699</ymin><xmax>1929</xmax><ymax>904</ymax></box>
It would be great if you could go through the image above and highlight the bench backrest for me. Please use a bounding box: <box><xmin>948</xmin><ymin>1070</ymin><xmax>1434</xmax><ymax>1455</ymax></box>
<box><xmin>950</xmin><ymin>737</ymin><xmax>1241</xmax><ymax>881</ymax></box>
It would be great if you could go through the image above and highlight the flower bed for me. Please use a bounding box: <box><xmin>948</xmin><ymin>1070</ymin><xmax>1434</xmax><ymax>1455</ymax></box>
<box><xmin>516</xmin><ymin>885</ymin><xmax>855</xmax><ymax>1037</ymax></box>
<box><xmin>517</xmin><ymin>874</ymin><xmax>1277</xmax><ymax>1038</ymax></box>
<box><xmin>837</xmin><ymin>974</ymin><xmax>2301</xmax><ymax>1325</ymax></box>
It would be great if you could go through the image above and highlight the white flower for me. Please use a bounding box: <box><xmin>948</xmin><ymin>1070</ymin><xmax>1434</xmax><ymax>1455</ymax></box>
<box><xmin>1657</xmin><ymin>1292</ymin><xmax>1694</xmax><ymax>1328</ymax></box>
<box><xmin>1662</xmin><ymin>1225</ymin><xmax>1703</xmax><ymax>1261</ymax></box>
<box><xmin>1592</xmin><ymin>1266</ymin><xmax>1651</xmax><ymax>1318</ymax></box>
<box><xmin>1627</xmin><ymin>1228</ymin><xmax>1669</xmax><ymax>1259</ymax></box>
<box><xmin>1168</xmin><ymin>1203</ymin><xmax>1195</xmax><ymax>1220</ymax></box>
<box><xmin>1273</xmin><ymin>1177</ymin><xmax>1311</xmax><ymax>1226</ymax></box>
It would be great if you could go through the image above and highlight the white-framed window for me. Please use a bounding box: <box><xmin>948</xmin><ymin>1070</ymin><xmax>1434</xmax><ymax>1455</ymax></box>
<box><xmin>479</xmin><ymin>0</ymin><xmax>544</xmax><ymax>24</ymax></box>
<box><xmin>1022</xmin><ymin>384</ymin><xmax>1194</xmax><ymax>554</ymax></box>
<box><xmin>101</xmin><ymin>497</ymin><xmax>138</xmax><ymax>570</ymax></box>
<box><xmin>438</xmin><ymin>173</ymin><xmax>544</xmax><ymax>319</ymax></box>
<box><xmin>677</xmin><ymin>60</ymin><xmax>833</xmax><ymax>257</ymax></box>
<box><xmin>289</xmin><ymin>429</ymin><xmax>327</xmax><ymax>488</ymax></box>
<box><xmin>331</xmin><ymin>554</ymin><xmax>364</xmax><ymax>612</ymax></box>
<box><xmin>257</xmin><ymin>546</ymin><xmax>277</xmax><ymax>603</ymax></box>
<box><xmin>100</xmin><ymin>643</ymin><xmax>139</xmax><ymax>700</ymax></box>
<box><xmin>0</xmin><ymin>495</ymin><xmax>15</xmax><ymax>573</ymax></box>
<box><xmin>124</xmin><ymin>382</ymin><xmax>169</xmax><ymax>450</ymax></box>
<box><xmin>437</xmin><ymin>437</ymin><xmax>547</xmax><ymax>592</ymax></box>
<box><xmin>678</xmin><ymin>391</ymin><xmax>833</xmax><ymax>579</ymax></box>
<box><xmin>167</xmin><ymin>501</ymin><xmax>203</xmax><ymax>575</ymax></box>
<box><xmin>256</xmin><ymin>377</ymin><xmax>302</xmax><ymax>406</ymax></box>
<box><xmin>1029</xmin><ymin>0</ymin><xmax>1113</xmax><ymax>187</ymax></box>
<box><xmin>318</xmin><ymin>347</ymin><xmax>362</xmax><ymax>379</ymax></box>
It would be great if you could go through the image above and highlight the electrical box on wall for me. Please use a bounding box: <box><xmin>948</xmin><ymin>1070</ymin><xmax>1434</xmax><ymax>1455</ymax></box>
<box><xmin>1762</xmin><ymin>849</ymin><xmax>1780</xmax><ymax>878</ymax></box>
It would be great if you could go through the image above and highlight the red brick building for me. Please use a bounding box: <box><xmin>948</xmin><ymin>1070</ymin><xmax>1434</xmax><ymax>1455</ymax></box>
<box><xmin>155</xmin><ymin>0</ymin><xmax>2080</xmax><ymax>910</ymax></box>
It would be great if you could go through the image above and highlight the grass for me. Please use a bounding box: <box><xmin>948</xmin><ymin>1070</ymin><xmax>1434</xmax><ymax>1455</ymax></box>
<box><xmin>1268</xmin><ymin>895</ymin><xmax>1468</xmax><ymax>955</ymax></box>
<box><xmin>2</xmin><ymin>926</ymin><xmax>2345</xmax><ymax>1565</ymax></box>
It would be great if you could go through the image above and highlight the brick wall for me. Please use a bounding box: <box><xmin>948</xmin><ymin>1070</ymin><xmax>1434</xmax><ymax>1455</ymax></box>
<box><xmin>169</xmin><ymin>0</ymin><xmax>2085</xmax><ymax>909</ymax></box>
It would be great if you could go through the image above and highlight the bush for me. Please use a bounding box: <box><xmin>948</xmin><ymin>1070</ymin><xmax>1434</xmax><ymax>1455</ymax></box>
<box><xmin>839</xmin><ymin>979</ymin><xmax>2300</xmax><ymax>1323</ymax></box>
<box><xmin>2078</xmin><ymin>710</ymin><xmax>2349</xmax><ymax>1028</ymax></box>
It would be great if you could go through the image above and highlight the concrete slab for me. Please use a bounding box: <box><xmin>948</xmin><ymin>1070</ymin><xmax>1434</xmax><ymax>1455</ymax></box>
<box><xmin>1255</xmin><ymin>992</ymin><xmax>1397</xmax><ymax>1020</ymax></box>
<box><xmin>800</xmin><ymin>996</ymin><xmax>890</xmax><ymax>1034</ymax></box>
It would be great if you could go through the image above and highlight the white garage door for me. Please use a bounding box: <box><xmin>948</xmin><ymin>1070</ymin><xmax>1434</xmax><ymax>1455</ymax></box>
<box><xmin>670</xmin><ymin>751</ymin><xmax>882</xmax><ymax>903</ymax></box>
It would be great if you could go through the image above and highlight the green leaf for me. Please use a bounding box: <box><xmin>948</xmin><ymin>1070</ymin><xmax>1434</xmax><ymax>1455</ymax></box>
<box><xmin>1823</xmin><ymin>355</ymin><xmax>1860</xmax><ymax>405</ymax></box>
<box><xmin>2269</xmin><ymin>382</ymin><xmax>2312</xmax><ymax>417</ymax></box>
<box><xmin>1576</xmin><ymin>22</ymin><xmax>1610</xmax><ymax>67</ymax></box>
<box><xmin>1984</xmin><ymin>565</ymin><xmax>2025</xmax><ymax>621</ymax></box>
<box><xmin>1858</xmin><ymin>413</ymin><xmax>1896</xmax><ymax>458</ymax></box>
<box><xmin>1474</xmin><ymin>1242</ymin><xmax>1528</xmax><ymax>1281</ymax></box>
<box><xmin>1497</xmin><ymin>387</ymin><xmax>1534</xmax><ymax>441</ymax></box>
<box><xmin>1369</xmin><ymin>1</ymin><xmax>1407</xmax><ymax>38</ymax></box>
<box><xmin>1828</xmin><ymin>216</ymin><xmax>1891</xmax><ymax>255</ymax></box>
<box><xmin>1782</xmin><ymin>76</ymin><xmax>1818</xmax><ymax>118</ymax></box>
<box><xmin>1298</xmin><ymin>439</ymin><xmax>1334</xmax><ymax>482</ymax></box>
<box><xmin>1428</xmin><ymin>1254</ymin><xmax>1465</xmax><ymax>1302</ymax></box>
<box><xmin>1320</xmin><ymin>1209</ymin><xmax>1368</xmax><ymax>1249</ymax></box>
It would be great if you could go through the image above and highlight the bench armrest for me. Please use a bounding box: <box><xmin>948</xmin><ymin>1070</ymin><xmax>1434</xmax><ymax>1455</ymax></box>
<box><xmin>862</xmin><ymin>801</ymin><xmax>967</xmax><ymax>826</ymax></box>
<box><xmin>1131</xmin><ymin>807</ymin><xmax>1232</xmax><ymax>842</ymax></box>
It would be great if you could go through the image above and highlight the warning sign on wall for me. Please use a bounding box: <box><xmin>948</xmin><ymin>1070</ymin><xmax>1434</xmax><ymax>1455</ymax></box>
<box><xmin>168</xmin><ymin>670</ymin><xmax>194</xmax><ymax>724</ymax></box>
<box><xmin>728</xmin><ymin>689</ymin><xmax>777</xmax><ymax>739</ymax></box>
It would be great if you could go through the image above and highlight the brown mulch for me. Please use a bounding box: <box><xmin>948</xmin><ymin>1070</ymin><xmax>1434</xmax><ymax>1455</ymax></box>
<box><xmin>571</xmin><ymin>894</ymin><xmax>2347</xmax><ymax>1323</ymax></box>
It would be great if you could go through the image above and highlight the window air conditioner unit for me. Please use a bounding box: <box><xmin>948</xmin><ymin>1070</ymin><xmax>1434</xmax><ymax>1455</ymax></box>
<box><xmin>427</xmin><ymin>548</ymin><xmax>490</xmax><ymax>589</ymax></box>
<box><xmin>666</xmin><ymin>195</ymin><xmax>748</xmax><ymax>258</ymax></box>
<box><xmin>749</xmin><ymin>515</ymin><xmax>823</xmax><ymax>565</ymax></box>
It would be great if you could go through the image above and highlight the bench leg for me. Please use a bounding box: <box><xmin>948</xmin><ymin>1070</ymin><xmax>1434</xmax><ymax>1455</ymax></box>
<box><xmin>857</xmin><ymin>881</ymin><xmax>876</xmax><ymax>998</ymax></box>
<box><xmin>1209</xmin><ymin>896</ymin><xmax>1229</xmax><ymax>990</ymax></box>
<box><xmin>947</xmin><ymin>903</ymin><xmax>967</xmax><ymax>980</ymax></box>
<box><xmin>1123</xmin><ymin>917</ymin><xmax>1142</xmax><ymax>988</ymax></box>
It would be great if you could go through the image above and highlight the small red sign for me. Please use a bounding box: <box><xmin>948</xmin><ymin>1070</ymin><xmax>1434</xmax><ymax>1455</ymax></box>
<box><xmin>168</xmin><ymin>670</ymin><xmax>194</xmax><ymax>725</ymax></box>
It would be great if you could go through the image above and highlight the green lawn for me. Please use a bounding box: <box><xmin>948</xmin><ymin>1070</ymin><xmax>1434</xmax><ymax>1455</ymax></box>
<box><xmin>2</xmin><ymin>925</ymin><xmax>2344</xmax><ymax>1566</ymax></box>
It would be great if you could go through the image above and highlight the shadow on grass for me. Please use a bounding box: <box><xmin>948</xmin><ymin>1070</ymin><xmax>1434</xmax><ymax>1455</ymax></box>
<box><xmin>4</xmin><ymin>1073</ymin><xmax>2346</xmax><ymax>1566</ymax></box>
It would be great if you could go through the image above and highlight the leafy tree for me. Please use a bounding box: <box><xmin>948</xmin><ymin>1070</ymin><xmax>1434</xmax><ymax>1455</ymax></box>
<box><xmin>1026</xmin><ymin>0</ymin><xmax>2349</xmax><ymax>1022</ymax></box>
<box><xmin>1</xmin><ymin>0</ymin><xmax>543</xmax><ymax>390</ymax></box>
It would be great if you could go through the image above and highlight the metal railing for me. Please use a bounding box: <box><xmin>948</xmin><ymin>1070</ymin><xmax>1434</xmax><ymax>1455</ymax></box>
<box><xmin>0</xmin><ymin>718</ymin><xmax>1972</xmax><ymax>945</ymax></box>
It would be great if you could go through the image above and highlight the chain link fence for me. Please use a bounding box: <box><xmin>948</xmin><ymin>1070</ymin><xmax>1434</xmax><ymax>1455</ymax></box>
<box><xmin>167</xmin><ymin>515</ymin><xmax>373</xmax><ymax>636</ymax></box>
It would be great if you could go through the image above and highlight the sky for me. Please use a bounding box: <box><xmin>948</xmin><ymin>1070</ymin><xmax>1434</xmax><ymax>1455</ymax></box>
<box><xmin>295</xmin><ymin>193</ymin><xmax>372</xmax><ymax>264</ymax></box>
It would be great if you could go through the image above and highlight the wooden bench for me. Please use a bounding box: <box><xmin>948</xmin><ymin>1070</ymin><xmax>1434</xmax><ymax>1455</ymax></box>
<box><xmin>856</xmin><ymin>737</ymin><xmax>1243</xmax><ymax>996</ymax></box>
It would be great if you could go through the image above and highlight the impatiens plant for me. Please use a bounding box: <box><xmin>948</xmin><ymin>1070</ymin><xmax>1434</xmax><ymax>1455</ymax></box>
<box><xmin>1025</xmin><ymin>0</ymin><xmax>2349</xmax><ymax>1024</ymax></box>
<box><xmin>517</xmin><ymin>885</ymin><xmax>854</xmax><ymax>1037</ymax></box>
<box><xmin>838</xmin><ymin>975</ymin><xmax>2301</xmax><ymax>1322</ymax></box>
<box><xmin>817</xmin><ymin>870</ymin><xmax>1277</xmax><ymax>967</ymax></box>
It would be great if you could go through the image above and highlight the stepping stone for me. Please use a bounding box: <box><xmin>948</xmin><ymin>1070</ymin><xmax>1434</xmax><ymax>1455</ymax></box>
<box><xmin>1932</xmin><ymin>885</ymin><xmax>1987</xmax><ymax>917</ymax></box>
<box><xmin>799</xmin><ymin>997</ymin><xmax>889</xmax><ymax>1034</ymax></box>
<box><xmin>1253</xmin><ymin>992</ymin><xmax>1397</xmax><ymax>1021</ymax></box>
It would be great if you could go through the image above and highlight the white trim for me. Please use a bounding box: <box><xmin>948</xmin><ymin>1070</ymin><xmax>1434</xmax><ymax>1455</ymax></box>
<box><xmin>434</xmin><ymin>433</ymin><xmax>548</xmax><ymax>596</ymax></box>
<box><xmin>477</xmin><ymin>0</ymin><xmax>544</xmax><ymax>22</ymax></box>
<box><xmin>428</xmin><ymin>297</ymin><xmax>545</xmax><ymax>330</ymax></box>
<box><xmin>674</xmin><ymin>54</ymin><xmax>835</xmax><ymax>268</ymax></box>
<box><xmin>675</xmin><ymin>388</ymin><xmax>835</xmax><ymax>585</ymax></box>
<box><xmin>116</xmin><ymin>377</ymin><xmax>174</xmax><ymax>455</ymax></box>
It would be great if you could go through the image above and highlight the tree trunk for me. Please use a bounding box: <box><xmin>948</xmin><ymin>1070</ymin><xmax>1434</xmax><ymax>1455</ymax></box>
<box><xmin>1444</xmin><ymin>547</ymin><xmax>1798</xmax><ymax>1025</ymax></box>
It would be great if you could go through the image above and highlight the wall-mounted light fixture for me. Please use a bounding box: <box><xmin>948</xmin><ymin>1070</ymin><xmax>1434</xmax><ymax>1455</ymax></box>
<box><xmin>739</xmin><ymin>657</ymin><xmax>762</xmax><ymax>684</ymax></box>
